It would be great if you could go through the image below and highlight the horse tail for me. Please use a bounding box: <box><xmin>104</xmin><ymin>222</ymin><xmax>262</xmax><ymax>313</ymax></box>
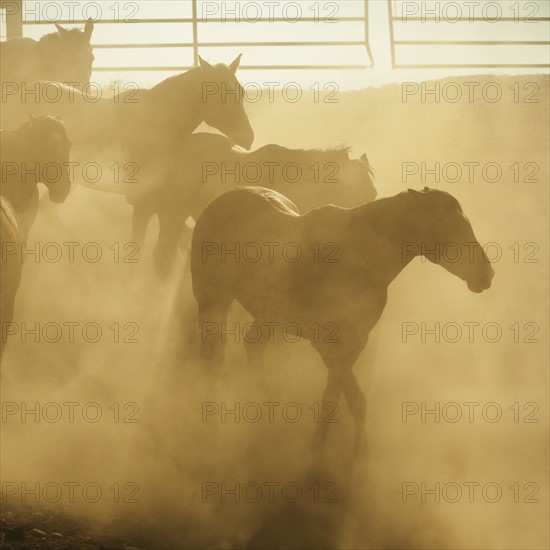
<box><xmin>1</xmin><ymin>196</ymin><xmax>19</xmax><ymax>242</ymax></box>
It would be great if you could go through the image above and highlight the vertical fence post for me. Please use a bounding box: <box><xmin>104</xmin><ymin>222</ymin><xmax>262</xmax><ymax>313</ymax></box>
<box><xmin>192</xmin><ymin>0</ymin><xmax>199</xmax><ymax>66</ymax></box>
<box><xmin>387</xmin><ymin>0</ymin><xmax>396</xmax><ymax>68</ymax></box>
<box><xmin>364</xmin><ymin>0</ymin><xmax>374</xmax><ymax>67</ymax></box>
<box><xmin>2</xmin><ymin>0</ymin><xmax>23</xmax><ymax>39</ymax></box>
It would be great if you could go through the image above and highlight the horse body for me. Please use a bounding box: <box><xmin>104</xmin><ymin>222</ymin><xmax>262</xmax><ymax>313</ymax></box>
<box><xmin>130</xmin><ymin>132</ymin><xmax>375</xmax><ymax>270</ymax></box>
<box><xmin>191</xmin><ymin>186</ymin><xmax>495</xmax><ymax>452</ymax></box>
<box><xmin>1</xmin><ymin>115</ymin><xmax>72</xmax><ymax>238</ymax></box>
<box><xmin>187</xmin><ymin>133</ymin><xmax>376</xmax><ymax>214</ymax></box>
<box><xmin>4</xmin><ymin>55</ymin><xmax>254</xmax><ymax>230</ymax></box>
<box><xmin>141</xmin><ymin>56</ymin><xmax>253</xmax><ymax>150</ymax></box>
<box><xmin>0</xmin><ymin>20</ymin><xmax>94</xmax><ymax>88</ymax></box>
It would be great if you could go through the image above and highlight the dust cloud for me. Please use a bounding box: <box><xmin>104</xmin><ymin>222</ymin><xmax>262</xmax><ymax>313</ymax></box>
<box><xmin>1</xmin><ymin>74</ymin><xmax>548</xmax><ymax>549</ymax></box>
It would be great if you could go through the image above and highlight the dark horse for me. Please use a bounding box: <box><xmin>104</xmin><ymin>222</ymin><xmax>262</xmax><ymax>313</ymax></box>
<box><xmin>0</xmin><ymin>20</ymin><xmax>94</xmax><ymax>88</ymax></box>
<box><xmin>125</xmin><ymin>132</ymin><xmax>376</xmax><ymax>270</ymax></box>
<box><xmin>191</xmin><ymin>186</ymin><xmax>495</xmax><ymax>453</ymax></box>
<box><xmin>1</xmin><ymin>115</ymin><xmax>72</xmax><ymax>239</ymax></box>
<box><xmin>0</xmin><ymin>115</ymin><xmax>72</xmax><ymax>356</ymax></box>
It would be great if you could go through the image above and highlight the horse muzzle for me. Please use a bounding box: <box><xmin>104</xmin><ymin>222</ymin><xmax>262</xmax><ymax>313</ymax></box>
<box><xmin>48</xmin><ymin>183</ymin><xmax>71</xmax><ymax>204</ymax></box>
<box><xmin>467</xmin><ymin>265</ymin><xmax>495</xmax><ymax>293</ymax></box>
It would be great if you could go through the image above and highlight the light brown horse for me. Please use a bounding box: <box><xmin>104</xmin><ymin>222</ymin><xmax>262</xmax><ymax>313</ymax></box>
<box><xmin>2</xmin><ymin>55</ymin><xmax>254</xmax><ymax>155</ymax></box>
<box><xmin>0</xmin><ymin>20</ymin><xmax>94</xmax><ymax>88</ymax></box>
<box><xmin>191</xmin><ymin>186</ymin><xmax>495</xmax><ymax>453</ymax></box>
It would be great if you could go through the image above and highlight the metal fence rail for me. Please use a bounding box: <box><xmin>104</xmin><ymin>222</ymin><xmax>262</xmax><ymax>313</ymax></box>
<box><xmin>2</xmin><ymin>0</ymin><xmax>375</xmax><ymax>71</ymax></box>
<box><xmin>387</xmin><ymin>0</ymin><xmax>550</xmax><ymax>69</ymax></box>
<box><xmin>3</xmin><ymin>0</ymin><xmax>550</xmax><ymax>71</ymax></box>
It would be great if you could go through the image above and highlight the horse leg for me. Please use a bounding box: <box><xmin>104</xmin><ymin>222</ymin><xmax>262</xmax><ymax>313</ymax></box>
<box><xmin>131</xmin><ymin>201</ymin><xmax>155</xmax><ymax>245</ymax></box>
<box><xmin>0</xmin><ymin>294</ymin><xmax>16</xmax><ymax>358</ymax></box>
<box><xmin>311</xmin><ymin>369</ymin><xmax>343</xmax><ymax>453</ymax></box>
<box><xmin>340</xmin><ymin>370</ymin><xmax>367</xmax><ymax>456</ymax></box>
<box><xmin>154</xmin><ymin>203</ymin><xmax>185</xmax><ymax>275</ymax></box>
<box><xmin>197</xmin><ymin>299</ymin><xmax>232</xmax><ymax>374</ymax></box>
<box><xmin>243</xmin><ymin>321</ymin><xmax>269</xmax><ymax>390</ymax></box>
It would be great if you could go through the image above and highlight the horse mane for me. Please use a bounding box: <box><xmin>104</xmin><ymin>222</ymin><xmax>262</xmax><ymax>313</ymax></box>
<box><xmin>212</xmin><ymin>63</ymin><xmax>233</xmax><ymax>71</ymax></box>
<box><xmin>148</xmin><ymin>66</ymin><xmax>198</xmax><ymax>94</ymax></box>
<box><xmin>428</xmin><ymin>188</ymin><xmax>463</xmax><ymax>212</ymax></box>
<box><xmin>249</xmin><ymin>144</ymin><xmax>352</xmax><ymax>164</ymax></box>
<box><xmin>38</xmin><ymin>27</ymin><xmax>87</xmax><ymax>45</ymax></box>
<box><xmin>150</xmin><ymin>61</ymin><xmax>237</xmax><ymax>94</ymax></box>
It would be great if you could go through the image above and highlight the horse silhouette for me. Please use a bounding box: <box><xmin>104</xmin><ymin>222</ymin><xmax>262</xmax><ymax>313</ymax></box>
<box><xmin>2</xmin><ymin>55</ymin><xmax>253</xmax><ymax>155</ymax></box>
<box><xmin>1</xmin><ymin>115</ymin><xmax>72</xmax><ymax>239</ymax></box>
<box><xmin>5</xmin><ymin>55</ymin><xmax>254</xmax><ymax>229</ymax></box>
<box><xmin>0</xmin><ymin>197</ymin><xmax>21</xmax><ymax>358</ymax></box>
<box><xmin>0</xmin><ymin>19</ymin><xmax>94</xmax><ymax>88</ymax></box>
<box><xmin>135</xmin><ymin>55</ymin><xmax>254</xmax><ymax>152</ymax></box>
<box><xmin>191</xmin><ymin>186</ymin><xmax>495</xmax><ymax>453</ymax></box>
<box><xmin>125</xmin><ymin>132</ymin><xmax>376</xmax><ymax>271</ymax></box>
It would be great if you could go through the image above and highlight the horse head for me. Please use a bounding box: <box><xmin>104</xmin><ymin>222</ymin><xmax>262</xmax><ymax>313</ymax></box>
<box><xmin>40</xmin><ymin>19</ymin><xmax>95</xmax><ymax>87</ymax></box>
<box><xmin>325</xmin><ymin>150</ymin><xmax>377</xmax><ymax>207</ymax></box>
<box><xmin>21</xmin><ymin>115</ymin><xmax>72</xmax><ymax>203</ymax></box>
<box><xmin>196</xmin><ymin>54</ymin><xmax>254</xmax><ymax>150</ymax></box>
<box><xmin>408</xmin><ymin>187</ymin><xmax>494</xmax><ymax>293</ymax></box>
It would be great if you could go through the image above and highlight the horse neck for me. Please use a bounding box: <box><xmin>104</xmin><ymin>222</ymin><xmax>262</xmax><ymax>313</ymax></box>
<box><xmin>146</xmin><ymin>68</ymin><xmax>205</xmax><ymax>135</ymax></box>
<box><xmin>35</xmin><ymin>36</ymin><xmax>60</xmax><ymax>79</ymax></box>
<box><xmin>349</xmin><ymin>193</ymin><xmax>425</xmax><ymax>287</ymax></box>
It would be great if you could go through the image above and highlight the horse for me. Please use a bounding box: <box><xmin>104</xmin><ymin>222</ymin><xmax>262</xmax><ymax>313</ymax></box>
<box><xmin>1</xmin><ymin>55</ymin><xmax>254</xmax><ymax>155</ymax></box>
<box><xmin>4</xmin><ymin>55</ymin><xmax>254</xmax><ymax>230</ymax></box>
<box><xmin>0</xmin><ymin>19</ymin><xmax>94</xmax><ymax>88</ymax></box>
<box><xmin>1</xmin><ymin>115</ymin><xmax>72</xmax><ymax>239</ymax></box>
<box><xmin>0</xmin><ymin>197</ymin><xmax>22</xmax><ymax>358</ymax></box>
<box><xmin>190</xmin><ymin>186</ymin><xmax>495</xmax><ymax>454</ymax></box>
<box><xmin>127</xmin><ymin>132</ymin><xmax>376</xmax><ymax>271</ymax></box>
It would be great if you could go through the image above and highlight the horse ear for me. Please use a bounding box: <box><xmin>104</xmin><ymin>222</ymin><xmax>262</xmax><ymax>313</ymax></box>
<box><xmin>55</xmin><ymin>23</ymin><xmax>69</xmax><ymax>36</ymax></box>
<box><xmin>229</xmin><ymin>54</ymin><xmax>242</xmax><ymax>74</ymax></box>
<box><xmin>29</xmin><ymin>114</ymin><xmax>38</xmax><ymax>123</ymax></box>
<box><xmin>84</xmin><ymin>18</ymin><xmax>94</xmax><ymax>40</ymax></box>
<box><xmin>360</xmin><ymin>153</ymin><xmax>368</xmax><ymax>163</ymax></box>
<box><xmin>198</xmin><ymin>56</ymin><xmax>214</xmax><ymax>71</ymax></box>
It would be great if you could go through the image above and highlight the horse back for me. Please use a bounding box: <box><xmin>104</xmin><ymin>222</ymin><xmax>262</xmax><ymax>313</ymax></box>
<box><xmin>186</xmin><ymin>132</ymin><xmax>235</xmax><ymax>152</ymax></box>
<box><xmin>1</xmin><ymin>38</ymin><xmax>38</xmax><ymax>72</ymax></box>
<box><xmin>191</xmin><ymin>187</ymin><xmax>300</xmax><ymax>271</ymax></box>
<box><xmin>193</xmin><ymin>186</ymin><xmax>300</xmax><ymax>234</ymax></box>
<box><xmin>190</xmin><ymin>187</ymin><xmax>385</xmax><ymax>336</ymax></box>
